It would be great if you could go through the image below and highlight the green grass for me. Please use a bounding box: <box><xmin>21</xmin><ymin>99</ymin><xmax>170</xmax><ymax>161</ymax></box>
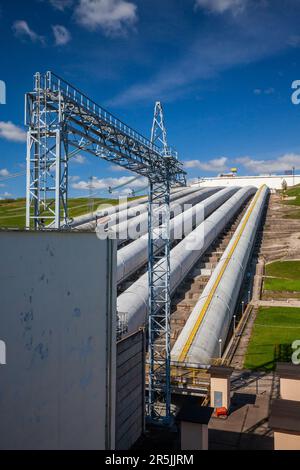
<box><xmin>244</xmin><ymin>306</ymin><xmax>300</xmax><ymax>370</ymax></box>
<box><xmin>264</xmin><ymin>261</ymin><xmax>300</xmax><ymax>293</ymax></box>
<box><xmin>282</xmin><ymin>184</ymin><xmax>300</xmax><ymax>207</ymax></box>
<box><xmin>266</xmin><ymin>260</ymin><xmax>300</xmax><ymax>280</ymax></box>
<box><xmin>0</xmin><ymin>198</ymin><xmax>27</xmax><ymax>228</ymax></box>
<box><xmin>285</xmin><ymin>210</ymin><xmax>300</xmax><ymax>219</ymax></box>
<box><xmin>0</xmin><ymin>196</ymin><xmax>142</xmax><ymax>229</ymax></box>
<box><xmin>279</xmin><ymin>185</ymin><xmax>300</xmax><ymax>219</ymax></box>
<box><xmin>264</xmin><ymin>278</ymin><xmax>300</xmax><ymax>292</ymax></box>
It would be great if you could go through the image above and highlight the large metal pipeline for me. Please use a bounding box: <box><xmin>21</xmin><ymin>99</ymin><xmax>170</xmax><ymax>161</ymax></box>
<box><xmin>117</xmin><ymin>186</ymin><xmax>239</xmax><ymax>285</ymax></box>
<box><xmin>171</xmin><ymin>185</ymin><xmax>269</xmax><ymax>365</ymax></box>
<box><xmin>71</xmin><ymin>186</ymin><xmax>201</xmax><ymax>230</ymax></box>
<box><xmin>110</xmin><ymin>187</ymin><xmax>221</xmax><ymax>244</ymax></box>
<box><xmin>117</xmin><ymin>186</ymin><xmax>256</xmax><ymax>335</ymax></box>
<box><xmin>70</xmin><ymin>195</ymin><xmax>147</xmax><ymax>229</ymax></box>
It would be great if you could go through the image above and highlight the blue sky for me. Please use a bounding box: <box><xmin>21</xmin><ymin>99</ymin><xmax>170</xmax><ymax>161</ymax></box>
<box><xmin>1</xmin><ymin>0</ymin><xmax>300</xmax><ymax>198</ymax></box>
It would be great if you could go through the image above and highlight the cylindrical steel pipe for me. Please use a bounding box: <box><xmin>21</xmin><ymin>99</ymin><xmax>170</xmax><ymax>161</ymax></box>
<box><xmin>117</xmin><ymin>186</ymin><xmax>256</xmax><ymax>335</ymax></box>
<box><xmin>171</xmin><ymin>185</ymin><xmax>269</xmax><ymax>365</ymax></box>
<box><xmin>71</xmin><ymin>186</ymin><xmax>204</xmax><ymax>230</ymax></box>
<box><xmin>117</xmin><ymin>186</ymin><xmax>239</xmax><ymax>284</ymax></box>
<box><xmin>111</xmin><ymin>187</ymin><xmax>221</xmax><ymax>244</ymax></box>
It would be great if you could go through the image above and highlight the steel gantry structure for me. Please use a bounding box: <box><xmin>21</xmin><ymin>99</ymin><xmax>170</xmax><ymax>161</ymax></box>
<box><xmin>25</xmin><ymin>71</ymin><xmax>186</xmax><ymax>423</ymax></box>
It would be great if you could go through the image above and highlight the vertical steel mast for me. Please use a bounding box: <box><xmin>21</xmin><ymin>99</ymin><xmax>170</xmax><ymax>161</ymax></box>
<box><xmin>26</xmin><ymin>72</ymin><xmax>69</xmax><ymax>230</ymax></box>
<box><xmin>148</xmin><ymin>102</ymin><xmax>174</xmax><ymax>423</ymax></box>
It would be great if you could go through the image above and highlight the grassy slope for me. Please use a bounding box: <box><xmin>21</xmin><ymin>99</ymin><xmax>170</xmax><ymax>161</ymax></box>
<box><xmin>244</xmin><ymin>306</ymin><xmax>300</xmax><ymax>370</ymax></box>
<box><xmin>283</xmin><ymin>184</ymin><xmax>300</xmax><ymax>206</ymax></box>
<box><xmin>285</xmin><ymin>211</ymin><xmax>300</xmax><ymax>219</ymax></box>
<box><xmin>0</xmin><ymin>197</ymin><xmax>141</xmax><ymax>229</ymax></box>
<box><xmin>282</xmin><ymin>184</ymin><xmax>300</xmax><ymax>218</ymax></box>
<box><xmin>0</xmin><ymin>199</ymin><xmax>26</xmax><ymax>228</ymax></box>
<box><xmin>264</xmin><ymin>260</ymin><xmax>300</xmax><ymax>293</ymax></box>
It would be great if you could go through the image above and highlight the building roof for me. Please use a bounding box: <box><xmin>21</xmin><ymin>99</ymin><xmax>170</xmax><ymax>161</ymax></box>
<box><xmin>209</xmin><ymin>366</ymin><xmax>234</xmax><ymax>378</ymax></box>
<box><xmin>269</xmin><ymin>399</ymin><xmax>300</xmax><ymax>433</ymax></box>
<box><xmin>277</xmin><ymin>362</ymin><xmax>300</xmax><ymax>380</ymax></box>
<box><xmin>177</xmin><ymin>397</ymin><xmax>214</xmax><ymax>425</ymax></box>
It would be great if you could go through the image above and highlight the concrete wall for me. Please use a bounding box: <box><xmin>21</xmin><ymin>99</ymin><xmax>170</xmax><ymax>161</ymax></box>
<box><xmin>280</xmin><ymin>378</ymin><xmax>300</xmax><ymax>402</ymax></box>
<box><xmin>210</xmin><ymin>377</ymin><xmax>230</xmax><ymax>409</ymax></box>
<box><xmin>274</xmin><ymin>431</ymin><xmax>300</xmax><ymax>450</ymax></box>
<box><xmin>181</xmin><ymin>422</ymin><xmax>208</xmax><ymax>450</ymax></box>
<box><xmin>0</xmin><ymin>231</ymin><xmax>116</xmax><ymax>450</ymax></box>
<box><xmin>192</xmin><ymin>174</ymin><xmax>300</xmax><ymax>190</ymax></box>
<box><xmin>116</xmin><ymin>329</ymin><xmax>145</xmax><ymax>450</ymax></box>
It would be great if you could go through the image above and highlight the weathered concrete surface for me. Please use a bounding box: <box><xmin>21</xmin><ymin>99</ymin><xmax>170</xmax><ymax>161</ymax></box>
<box><xmin>116</xmin><ymin>329</ymin><xmax>145</xmax><ymax>450</ymax></box>
<box><xmin>0</xmin><ymin>231</ymin><xmax>117</xmax><ymax>450</ymax></box>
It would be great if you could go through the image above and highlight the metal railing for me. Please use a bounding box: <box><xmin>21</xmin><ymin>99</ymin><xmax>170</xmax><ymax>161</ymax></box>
<box><xmin>145</xmin><ymin>358</ymin><xmax>230</xmax><ymax>393</ymax></box>
<box><xmin>222</xmin><ymin>304</ymin><xmax>254</xmax><ymax>363</ymax></box>
<box><xmin>170</xmin><ymin>364</ymin><xmax>210</xmax><ymax>389</ymax></box>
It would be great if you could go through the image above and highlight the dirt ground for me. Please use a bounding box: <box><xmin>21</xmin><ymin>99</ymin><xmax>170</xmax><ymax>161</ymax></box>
<box><xmin>261</xmin><ymin>193</ymin><xmax>300</xmax><ymax>261</ymax></box>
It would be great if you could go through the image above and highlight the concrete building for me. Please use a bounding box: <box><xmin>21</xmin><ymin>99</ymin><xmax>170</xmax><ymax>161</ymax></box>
<box><xmin>0</xmin><ymin>231</ymin><xmax>118</xmax><ymax>450</ymax></box>
<box><xmin>277</xmin><ymin>363</ymin><xmax>300</xmax><ymax>402</ymax></box>
<box><xmin>0</xmin><ymin>230</ymin><xmax>147</xmax><ymax>450</ymax></box>
<box><xmin>210</xmin><ymin>366</ymin><xmax>233</xmax><ymax>411</ymax></box>
<box><xmin>269</xmin><ymin>363</ymin><xmax>300</xmax><ymax>450</ymax></box>
<box><xmin>177</xmin><ymin>397</ymin><xmax>214</xmax><ymax>450</ymax></box>
<box><xmin>191</xmin><ymin>174</ymin><xmax>300</xmax><ymax>190</ymax></box>
<box><xmin>269</xmin><ymin>399</ymin><xmax>300</xmax><ymax>450</ymax></box>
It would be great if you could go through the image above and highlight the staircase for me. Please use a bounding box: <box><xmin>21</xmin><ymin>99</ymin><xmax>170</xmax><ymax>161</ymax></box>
<box><xmin>259</xmin><ymin>193</ymin><xmax>300</xmax><ymax>261</ymax></box>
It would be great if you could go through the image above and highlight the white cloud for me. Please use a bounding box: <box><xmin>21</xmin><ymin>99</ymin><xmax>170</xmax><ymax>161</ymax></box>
<box><xmin>253</xmin><ymin>87</ymin><xmax>275</xmax><ymax>95</ymax></box>
<box><xmin>109</xmin><ymin>164</ymin><xmax>130</xmax><ymax>173</ymax></box>
<box><xmin>72</xmin><ymin>154</ymin><xmax>86</xmax><ymax>164</ymax></box>
<box><xmin>236</xmin><ymin>153</ymin><xmax>300</xmax><ymax>174</ymax></box>
<box><xmin>185</xmin><ymin>153</ymin><xmax>300</xmax><ymax>176</ymax></box>
<box><xmin>69</xmin><ymin>175</ymin><xmax>80</xmax><ymax>182</ymax></box>
<box><xmin>195</xmin><ymin>0</ymin><xmax>248</xmax><ymax>15</ymax></box>
<box><xmin>0</xmin><ymin>192</ymin><xmax>13</xmax><ymax>199</ymax></box>
<box><xmin>52</xmin><ymin>25</ymin><xmax>72</xmax><ymax>45</ymax></box>
<box><xmin>287</xmin><ymin>35</ymin><xmax>300</xmax><ymax>47</ymax></box>
<box><xmin>0</xmin><ymin>122</ymin><xmax>27</xmax><ymax>143</ymax></box>
<box><xmin>74</xmin><ymin>0</ymin><xmax>138</xmax><ymax>36</ymax></box>
<box><xmin>49</xmin><ymin>0</ymin><xmax>73</xmax><ymax>10</ymax></box>
<box><xmin>110</xmin><ymin>1</ymin><xmax>293</xmax><ymax>106</ymax></box>
<box><xmin>184</xmin><ymin>157</ymin><xmax>228</xmax><ymax>173</ymax></box>
<box><xmin>12</xmin><ymin>20</ymin><xmax>44</xmax><ymax>44</ymax></box>
<box><xmin>72</xmin><ymin>175</ymin><xmax>147</xmax><ymax>192</ymax></box>
<box><xmin>0</xmin><ymin>169</ymin><xmax>10</xmax><ymax>177</ymax></box>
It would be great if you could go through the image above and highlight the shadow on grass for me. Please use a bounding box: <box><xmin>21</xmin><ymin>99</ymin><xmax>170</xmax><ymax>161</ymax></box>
<box><xmin>245</xmin><ymin>343</ymin><xmax>293</xmax><ymax>371</ymax></box>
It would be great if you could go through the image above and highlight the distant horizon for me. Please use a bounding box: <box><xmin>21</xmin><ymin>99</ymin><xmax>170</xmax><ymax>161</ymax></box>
<box><xmin>195</xmin><ymin>172</ymin><xmax>300</xmax><ymax>179</ymax></box>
